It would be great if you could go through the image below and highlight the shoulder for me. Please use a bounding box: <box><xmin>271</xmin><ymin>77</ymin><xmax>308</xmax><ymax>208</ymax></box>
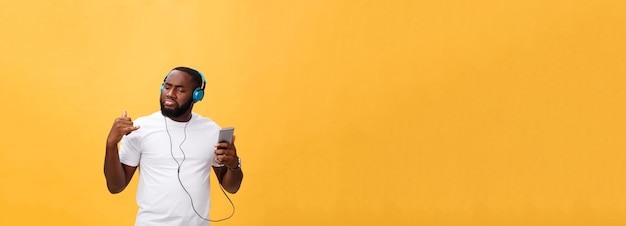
<box><xmin>131</xmin><ymin>112</ymin><xmax>165</xmax><ymax>130</ymax></box>
<box><xmin>191</xmin><ymin>112</ymin><xmax>220</xmax><ymax>128</ymax></box>
<box><xmin>134</xmin><ymin>112</ymin><xmax>163</xmax><ymax>124</ymax></box>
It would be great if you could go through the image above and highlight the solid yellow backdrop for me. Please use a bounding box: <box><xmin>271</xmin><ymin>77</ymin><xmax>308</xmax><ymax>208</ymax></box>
<box><xmin>1</xmin><ymin>0</ymin><xmax>626</xmax><ymax>225</ymax></box>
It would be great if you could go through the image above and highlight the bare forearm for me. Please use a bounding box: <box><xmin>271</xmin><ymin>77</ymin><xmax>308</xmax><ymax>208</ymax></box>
<box><xmin>104</xmin><ymin>142</ymin><xmax>127</xmax><ymax>193</ymax></box>
<box><xmin>219</xmin><ymin>168</ymin><xmax>244</xmax><ymax>193</ymax></box>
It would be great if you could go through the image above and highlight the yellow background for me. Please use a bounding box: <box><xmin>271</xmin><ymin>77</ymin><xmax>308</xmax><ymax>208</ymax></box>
<box><xmin>1</xmin><ymin>0</ymin><xmax>626</xmax><ymax>225</ymax></box>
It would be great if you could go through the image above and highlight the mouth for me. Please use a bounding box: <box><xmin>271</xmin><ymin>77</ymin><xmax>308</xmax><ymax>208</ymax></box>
<box><xmin>163</xmin><ymin>99</ymin><xmax>178</xmax><ymax>107</ymax></box>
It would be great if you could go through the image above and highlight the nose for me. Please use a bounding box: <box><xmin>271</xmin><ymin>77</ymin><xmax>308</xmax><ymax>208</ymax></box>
<box><xmin>165</xmin><ymin>88</ymin><xmax>176</xmax><ymax>99</ymax></box>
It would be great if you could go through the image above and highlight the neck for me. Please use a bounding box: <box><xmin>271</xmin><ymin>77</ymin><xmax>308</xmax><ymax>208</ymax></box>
<box><xmin>169</xmin><ymin>112</ymin><xmax>192</xmax><ymax>122</ymax></box>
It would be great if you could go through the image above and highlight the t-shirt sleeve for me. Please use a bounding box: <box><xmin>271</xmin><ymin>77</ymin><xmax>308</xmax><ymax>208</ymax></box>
<box><xmin>119</xmin><ymin>131</ymin><xmax>141</xmax><ymax>167</ymax></box>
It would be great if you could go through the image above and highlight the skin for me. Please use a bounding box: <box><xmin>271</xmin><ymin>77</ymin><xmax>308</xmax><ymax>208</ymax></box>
<box><xmin>104</xmin><ymin>69</ymin><xmax>243</xmax><ymax>194</ymax></box>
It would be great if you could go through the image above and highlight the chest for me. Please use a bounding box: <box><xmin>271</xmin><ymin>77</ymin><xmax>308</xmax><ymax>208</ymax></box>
<box><xmin>139</xmin><ymin>126</ymin><xmax>219</xmax><ymax>169</ymax></box>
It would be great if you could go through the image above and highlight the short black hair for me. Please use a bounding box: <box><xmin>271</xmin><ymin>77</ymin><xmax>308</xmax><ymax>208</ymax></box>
<box><xmin>171</xmin><ymin>66</ymin><xmax>204</xmax><ymax>90</ymax></box>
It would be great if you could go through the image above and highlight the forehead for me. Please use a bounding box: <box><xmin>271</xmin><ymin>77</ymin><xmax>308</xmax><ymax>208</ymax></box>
<box><xmin>164</xmin><ymin>70</ymin><xmax>194</xmax><ymax>86</ymax></box>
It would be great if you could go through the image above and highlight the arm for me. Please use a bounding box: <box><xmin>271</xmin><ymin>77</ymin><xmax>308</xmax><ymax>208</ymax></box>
<box><xmin>214</xmin><ymin>136</ymin><xmax>244</xmax><ymax>193</ymax></box>
<box><xmin>104</xmin><ymin>111</ymin><xmax>139</xmax><ymax>194</ymax></box>
<box><xmin>212</xmin><ymin>164</ymin><xmax>244</xmax><ymax>193</ymax></box>
<box><xmin>104</xmin><ymin>142</ymin><xmax>137</xmax><ymax>194</ymax></box>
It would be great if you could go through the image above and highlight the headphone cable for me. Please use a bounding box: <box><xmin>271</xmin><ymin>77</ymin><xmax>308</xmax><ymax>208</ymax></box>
<box><xmin>164</xmin><ymin>116</ymin><xmax>236</xmax><ymax>222</ymax></box>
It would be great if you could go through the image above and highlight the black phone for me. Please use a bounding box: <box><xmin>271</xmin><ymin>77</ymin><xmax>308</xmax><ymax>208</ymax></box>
<box><xmin>218</xmin><ymin>127</ymin><xmax>235</xmax><ymax>144</ymax></box>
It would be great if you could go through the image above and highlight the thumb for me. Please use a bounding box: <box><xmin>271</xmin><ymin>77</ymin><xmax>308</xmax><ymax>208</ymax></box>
<box><xmin>122</xmin><ymin>110</ymin><xmax>127</xmax><ymax>118</ymax></box>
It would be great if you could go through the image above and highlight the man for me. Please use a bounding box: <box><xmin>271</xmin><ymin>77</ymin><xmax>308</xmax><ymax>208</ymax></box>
<box><xmin>104</xmin><ymin>67</ymin><xmax>243</xmax><ymax>226</ymax></box>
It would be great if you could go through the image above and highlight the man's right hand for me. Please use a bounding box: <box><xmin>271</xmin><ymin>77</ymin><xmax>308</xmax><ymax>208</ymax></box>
<box><xmin>107</xmin><ymin>110</ymin><xmax>140</xmax><ymax>146</ymax></box>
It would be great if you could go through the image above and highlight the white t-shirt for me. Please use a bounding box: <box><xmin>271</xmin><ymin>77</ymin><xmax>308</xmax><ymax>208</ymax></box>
<box><xmin>119</xmin><ymin>111</ymin><xmax>221</xmax><ymax>226</ymax></box>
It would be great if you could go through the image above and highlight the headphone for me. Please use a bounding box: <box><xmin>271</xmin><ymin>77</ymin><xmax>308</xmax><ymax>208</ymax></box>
<box><xmin>161</xmin><ymin>68</ymin><xmax>207</xmax><ymax>103</ymax></box>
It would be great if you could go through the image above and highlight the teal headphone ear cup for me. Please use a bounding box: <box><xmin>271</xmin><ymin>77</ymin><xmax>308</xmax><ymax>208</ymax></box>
<box><xmin>193</xmin><ymin>70</ymin><xmax>206</xmax><ymax>103</ymax></box>
<box><xmin>192</xmin><ymin>87</ymin><xmax>204</xmax><ymax>103</ymax></box>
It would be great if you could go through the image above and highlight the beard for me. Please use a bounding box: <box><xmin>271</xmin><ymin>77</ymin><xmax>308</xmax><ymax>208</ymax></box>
<box><xmin>160</xmin><ymin>97</ymin><xmax>193</xmax><ymax>119</ymax></box>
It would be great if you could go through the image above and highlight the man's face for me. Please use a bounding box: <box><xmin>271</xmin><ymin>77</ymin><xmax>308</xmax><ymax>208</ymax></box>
<box><xmin>160</xmin><ymin>70</ymin><xmax>196</xmax><ymax>119</ymax></box>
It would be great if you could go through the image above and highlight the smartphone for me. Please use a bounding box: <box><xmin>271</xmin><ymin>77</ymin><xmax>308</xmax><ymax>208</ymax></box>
<box><xmin>218</xmin><ymin>127</ymin><xmax>235</xmax><ymax>144</ymax></box>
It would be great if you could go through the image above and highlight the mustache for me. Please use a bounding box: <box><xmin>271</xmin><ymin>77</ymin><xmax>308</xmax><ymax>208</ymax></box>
<box><xmin>163</xmin><ymin>98</ymin><xmax>178</xmax><ymax>105</ymax></box>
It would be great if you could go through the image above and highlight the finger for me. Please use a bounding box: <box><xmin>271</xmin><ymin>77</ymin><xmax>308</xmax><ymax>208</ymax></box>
<box><xmin>124</xmin><ymin>126</ymin><xmax>138</xmax><ymax>135</ymax></box>
<box><xmin>122</xmin><ymin>123</ymin><xmax>140</xmax><ymax>134</ymax></box>
<box><xmin>116</xmin><ymin>120</ymin><xmax>134</xmax><ymax>128</ymax></box>
<box><xmin>216</xmin><ymin>155</ymin><xmax>225</xmax><ymax>163</ymax></box>
<box><xmin>214</xmin><ymin>149</ymin><xmax>225</xmax><ymax>155</ymax></box>
<box><xmin>229</xmin><ymin>136</ymin><xmax>236</xmax><ymax>149</ymax></box>
<box><xmin>122</xmin><ymin>110</ymin><xmax>127</xmax><ymax>118</ymax></box>
<box><xmin>215</xmin><ymin>142</ymin><xmax>229</xmax><ymax>149</ymax></box>
<box><xmin>130</xmin><ymin>125</ymin><xmax>140</xmax><ymax>131</ymax></box>
<box><xmin>227</xmin><ymin>136</ymin><xmax>236</xmax><ymax>152</ymax></box>
<box><xmin>117</xmin><ymin>117</ymin><xmax>132</xmax><ymax>123</ymax></box>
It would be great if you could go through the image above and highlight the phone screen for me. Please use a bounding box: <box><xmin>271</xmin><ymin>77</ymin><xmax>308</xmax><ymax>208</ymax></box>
<box><xmin>218</xmin><ymin>127</ymin><xmax>235</xmax><ymax>143</ymax></box>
